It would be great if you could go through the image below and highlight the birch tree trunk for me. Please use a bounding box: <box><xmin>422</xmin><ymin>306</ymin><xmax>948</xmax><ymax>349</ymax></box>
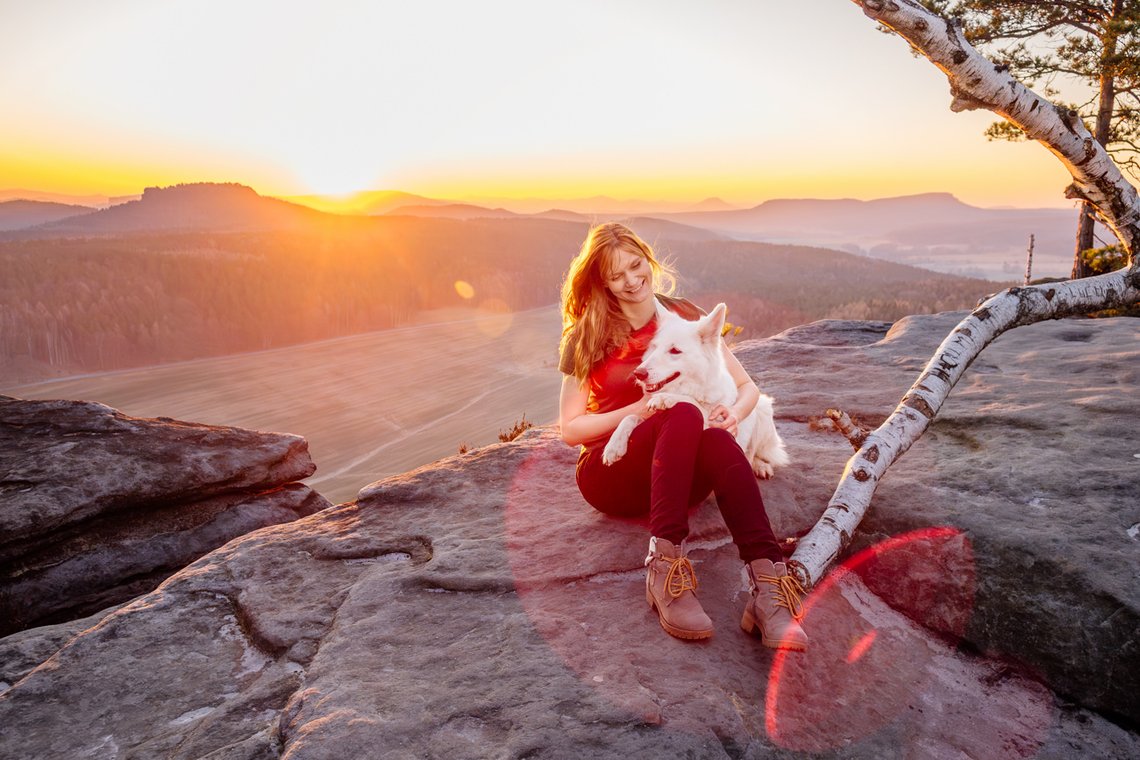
<box><xmin>1073</xmin><ymin>0</ymin><xmax>1123</xmax><ymax>279</ymax></box>
<box><xmin>787</xmin><ymin>0</ymin><xmax>1140</xmax><ymax>590</ymax></box>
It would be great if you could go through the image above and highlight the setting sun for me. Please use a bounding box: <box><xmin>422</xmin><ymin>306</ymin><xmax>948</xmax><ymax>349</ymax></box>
<box><xmin>288</xmin><ymin>157</ymin><xmax>389</xmax><ymax>199</ymax></box>
<box><xmin>0</xmin><ymin>0</ymin><xmax>1075</xmax><ymax>207</ymax></box>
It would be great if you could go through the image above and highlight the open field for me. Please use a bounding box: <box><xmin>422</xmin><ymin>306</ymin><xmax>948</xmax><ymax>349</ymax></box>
<box><xmin>3</xmin><ymin>306</ymin><xmax>564</xmax><ymax>505</ymax></box>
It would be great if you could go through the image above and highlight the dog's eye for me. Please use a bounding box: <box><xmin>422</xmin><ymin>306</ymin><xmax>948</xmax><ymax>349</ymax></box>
<box><xmin>668</xmin><ymin>347</ymin><xmax>682</xmax><ymax>355</ymax></box>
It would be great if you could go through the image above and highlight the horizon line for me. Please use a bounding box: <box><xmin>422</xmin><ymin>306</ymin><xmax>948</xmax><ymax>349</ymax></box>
<box><xmin>0</xmin><ymin>182</ymin><xmax>1080</xmax><ymax>213</ymax></box>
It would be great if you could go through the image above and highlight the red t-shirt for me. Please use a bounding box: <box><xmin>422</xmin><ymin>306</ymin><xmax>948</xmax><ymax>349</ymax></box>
<box><xmin>560</xmin><ymin>294</ymin><xmax>703</xmax><ymax>449</ymax></box>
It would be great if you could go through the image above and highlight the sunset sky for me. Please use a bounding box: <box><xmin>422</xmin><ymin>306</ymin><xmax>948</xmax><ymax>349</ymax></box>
<box><xmin>1</xmin><ymin>0</ymin><xmax>1079</xmax><ymax>208</ymax></box>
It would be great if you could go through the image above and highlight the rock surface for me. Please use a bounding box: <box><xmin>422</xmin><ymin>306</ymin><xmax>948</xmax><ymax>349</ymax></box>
<box><xmin>734</xmin><ymin>312</ymin><xmax>1140</xmax><ymax>726</ymax></box>
<box><xmin>0</xmin><ymin>313</ymin><xmax>1137</xmax><ymax>759</ymax></box>
<box><xmin>0</xmin><ymin>397</ymin><xmax>331</xmax><ymax>633</ymax></box>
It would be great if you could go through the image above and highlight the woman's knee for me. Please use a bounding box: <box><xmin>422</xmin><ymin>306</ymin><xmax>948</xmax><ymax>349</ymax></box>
<box><xmin>658</xmin><ymin>400</ymin><xmax>704</xmax><ymax>430</ymax></box>
<box><xmin>699</xmin><ymin>425</ymin><xmax>741</xmax><ymax>453</ymax></box>
<box><xmin>576</xmin><ymin>453</ymin><xmax>650</xmax><ymax>517</ymax></box>
<box><xmin>578</xmin><ymin>478</ymin><xmax>649</xmax><ymax>518</ymax></box>
<box><xmin>697</xmin><ymin>427</ymin><xmax>752</xmax><ymax>473</ymax></box>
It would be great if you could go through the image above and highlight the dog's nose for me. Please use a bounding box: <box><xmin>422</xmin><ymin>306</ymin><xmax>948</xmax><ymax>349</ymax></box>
<box><xmin>632</xmin><ymin>367</ymin><xmax>648</xmax><ymax>382</ymax></box>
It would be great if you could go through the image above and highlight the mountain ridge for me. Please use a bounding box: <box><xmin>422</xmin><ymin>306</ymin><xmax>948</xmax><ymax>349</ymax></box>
<box><xmin>0</xmin><ymin>200</ymin><xmax>94</xmax><ymax>232</ymax></box>
<box><xmin>21</xmin><ymin>183</ymin><xmax>333</xmax><ymax>235</ymax></box>
<box><xmin>0</xmin><ymin>189</ymin><xmax>136</xmax><ymax>208</ymax></box>
<box><xmin>2</xmin><ymin>181</ymin><xmax>1092</xmax><ymax>278</ymax></box>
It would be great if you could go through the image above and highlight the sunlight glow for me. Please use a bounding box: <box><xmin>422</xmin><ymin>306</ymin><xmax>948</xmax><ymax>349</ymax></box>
<box><xmin>0</xmin><ymin>0</ymin><xmax>1081</xmax><ymax>207</ymax></box>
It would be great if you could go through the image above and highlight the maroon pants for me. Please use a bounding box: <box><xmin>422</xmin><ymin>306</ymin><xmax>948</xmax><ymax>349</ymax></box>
<box><xmin>575</xmin><ymin>402</ymin><xmax>783</xmax><ymax>564</ymax></box>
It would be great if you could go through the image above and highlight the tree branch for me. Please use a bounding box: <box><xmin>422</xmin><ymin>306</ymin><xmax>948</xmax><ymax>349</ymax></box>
<box><xmin>790</xmin><ymin>270</ymin><xmax>1140</xmax><ymax>588</ymax></box>
<box><xmin>857</xmin><ymin>0</ymin><xmax>1140</xmax><ymax>259</ymax></box>
<box><xmin>825</xmin><ymin>408</ymin><xmax>870</xmax><ymax>450</ymax></box>
<box><xmin>788</xmin><ymin>0</ymin><xmax>1140</xmax><ymax>589</ymax></box>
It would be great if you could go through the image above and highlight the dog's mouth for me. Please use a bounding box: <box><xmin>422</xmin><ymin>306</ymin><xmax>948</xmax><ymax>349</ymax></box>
<box><xmin>641</xmin><ymin>371</ymin><xmax>680</xmax><ymax>393</ymax></box>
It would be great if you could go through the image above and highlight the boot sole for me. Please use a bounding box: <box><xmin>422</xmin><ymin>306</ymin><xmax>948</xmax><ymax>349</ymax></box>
<box><xmin>741</xmin><ymin>607</ymin><xmax>807</xmax><ymax>652</ymax></box>
<box><xmin>646</xmin><ymin>588</ymin><xmax>713</xmax><ymax>641</ymax></box>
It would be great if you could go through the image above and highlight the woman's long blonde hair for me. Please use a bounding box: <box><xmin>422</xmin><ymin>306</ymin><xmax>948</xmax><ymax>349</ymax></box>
<box><xmin>559</xmin><ymin>222</ymin><xmax>676</xmax><ymax>383</ymax></box>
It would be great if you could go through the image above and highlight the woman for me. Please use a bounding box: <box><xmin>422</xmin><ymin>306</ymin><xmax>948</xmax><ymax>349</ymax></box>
<box><xmin>557</xmin><ymin>222</ymin><xmax>807</xmax><ymax>650</ymax></box>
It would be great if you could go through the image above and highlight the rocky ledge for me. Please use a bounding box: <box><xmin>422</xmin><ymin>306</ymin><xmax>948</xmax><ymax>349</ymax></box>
<box><xmin>0</xmin><ymin>397</ymin><xmax>331</xmax><ymax>634</ymax></box>
<box><xmin>0</xmin><ymin>313</ymin><xmax>1137</xmax><ymax>758</ymax></box>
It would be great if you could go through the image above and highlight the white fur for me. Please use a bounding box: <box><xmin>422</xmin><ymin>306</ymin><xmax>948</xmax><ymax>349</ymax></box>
<box><xmin>602</xmin><ymin>301</ymin><xmax>789</xmax><ymax>478</ymax></box>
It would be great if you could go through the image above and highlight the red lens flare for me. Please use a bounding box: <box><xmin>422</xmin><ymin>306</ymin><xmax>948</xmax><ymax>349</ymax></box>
<box><xmin>845</xmin><ymin>629</ymin><xmax>877</xmax><ymax>664</ymax></box>
<box><xmin>506</xmin><ymin>446</ymin><xmax>1052</xmax><ymax>755</ymax></box>
<box><xmin>765</xmin><ymin>527</ymin><xmax>974</xmax><ymax>750</ymax></box>
<box><xmin>764</xmin><ymin>525</ymin><xmax>1049</xmax><ymax>757</ymax></box>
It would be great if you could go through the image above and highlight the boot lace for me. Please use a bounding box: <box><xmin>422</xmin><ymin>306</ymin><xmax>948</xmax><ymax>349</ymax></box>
<box><xmin>663</xmin><ymin>555</ymin><xmax>699</xmax><ymax>598</ymax></box>
<box><xmin>755</xmin><ymin>570</ymin><xmax>805</xmax><ymax>621</ymax></box>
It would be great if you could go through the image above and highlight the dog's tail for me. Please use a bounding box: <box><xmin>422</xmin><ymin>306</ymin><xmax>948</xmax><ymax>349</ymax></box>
<box><xmin>766</xmin><ymin>436</ymin><xmax>790</xmax><ymax>468</ymax></box>
<box><xmin>754</xmin><ymin>394</ymin><xmax>790</xmax><ymax>470</ymax></box>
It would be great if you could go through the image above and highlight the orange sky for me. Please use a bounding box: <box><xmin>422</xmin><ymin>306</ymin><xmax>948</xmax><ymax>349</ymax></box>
<box><xmin>0</xmin><ymin>1</ymin><xmax>1079</xmax><ymax>208</ymax></box>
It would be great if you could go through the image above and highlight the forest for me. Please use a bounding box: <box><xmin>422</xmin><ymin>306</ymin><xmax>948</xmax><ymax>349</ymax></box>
<box><xmin>0</xmin><ymin>216</ymin><xmax>998</xmax><ymax>383</ymax></box>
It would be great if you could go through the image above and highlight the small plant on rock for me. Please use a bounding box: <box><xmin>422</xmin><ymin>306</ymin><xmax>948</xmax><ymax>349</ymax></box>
<box><xmin>499</xmin><ymin>414</ymin><xmax>533</xmax><ymax>443</ymax></box>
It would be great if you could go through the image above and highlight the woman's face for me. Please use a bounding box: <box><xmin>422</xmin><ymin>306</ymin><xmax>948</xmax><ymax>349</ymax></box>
<box><xmin>604</xmin><ymin>247</ymin><xmax>652</xmax><ymax>306</ymax></box>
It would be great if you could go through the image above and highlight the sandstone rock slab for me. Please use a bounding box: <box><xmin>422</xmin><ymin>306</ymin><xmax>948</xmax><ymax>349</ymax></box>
<box><xmin>0</xmin><ymin>434</ymin><xmax>1130</xmax><ymax>757</ymax></box>
<box><xmin>1</xmin><ymin>314</ymin><xmax>1137</xmax><ymax>758</ymax></box>
<box><xmin>0</xmin><ymin>397</ymin><xmax>330</xmax><ymax>633</ymax></box>
<box><xmin>0</xmin><ymin>397</ymin><xmax>316</xmax><ymax>542</ymax></box>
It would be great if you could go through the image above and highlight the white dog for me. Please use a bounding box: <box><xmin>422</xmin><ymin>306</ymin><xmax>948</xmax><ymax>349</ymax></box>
<box><xmin>602</xmin><ymin>301</ymin><xmax>789</xmax><ymax>478</ymax></box>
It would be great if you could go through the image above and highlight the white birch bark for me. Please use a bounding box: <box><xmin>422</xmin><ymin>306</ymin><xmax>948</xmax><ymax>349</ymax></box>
<box><xmin>848</xmin><ymin>0</ymin><xmax>1140</xmax><ymax>258</ymax></box>
<box><xmin>824</xmin><ymin>408</ymin><xmax>868</xmax><ymax>450</ymax></box>
<box><xmin>787</xmin><ymin>0</ymin><xmax>1140</xmax><ymax>589</ymax></box>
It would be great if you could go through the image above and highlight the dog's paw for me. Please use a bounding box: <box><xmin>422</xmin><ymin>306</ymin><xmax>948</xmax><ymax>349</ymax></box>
<box><xmin>602</xmin><ymin>438</ymin><xmax>627</xmax><ymax>466</ymax></box>
<box><xmin>647</xmin><ymin>393</ymin><xmax>683</xmax><ymax>411</ymax></box>
<box><xmin>753</xmin><ymin>460</ymin><xmax>775</xmax><ymax>479</ymax></box>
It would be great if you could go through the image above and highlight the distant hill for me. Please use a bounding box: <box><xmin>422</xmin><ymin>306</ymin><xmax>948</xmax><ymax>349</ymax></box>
<box><xmin>530</xmin><ymin>209</ymin><xmax>590</xmax><ymax>223</ymax></box>
<box><xmin>378</xmin><ymin>207</ymin><xmax>736</xmax><ymax>240</ymax></box>
<box><xmin>6</xmin><ymin>182</ymin><xmax>1092</xmax><ymax>278</ymax></box>
<box><xmin>0</xmin><ymin>189</ymin><xmax>115</xmax><ymax>207</ymax></box>
<box><xmin>609</xmin><ymin>216</ymin><xmax>731</xmax><ymax>243</ymax></box>
<box><xmin>654</xmin><ymin>193</ymin><xmax>1095</xmax><ymax>280</ymax></box>
<box><xmin>385</xmin><ymin>203</ymin><xmax>520</xmax><ymax>220</ymax></box>
<box><xmin>665</xmin><ymin>193</ymin><xmax>999</xmax><ymax>238</ymax></box>
<box><xmin>23</xmin><ymin>183</ymin><xmax>333</xmax><ymax>235</ymax></box>
<box><xmin>0</xmin><ymin>200</ymin><xmax>93</xmax><ymax>231</ymax></box>
<box><xmin>379</xmin><ymin>206</ymin><xmax>736</xmax><ymax>241</ymax></box>
<box><xmin>448</xmin><ymin>194</ymin><xmax>748</xmax><ymax>216</ymax></box>
<box><xmin>687</xmin><ymin>197</ymin><xmax>735</xmax><ymax>212</ymax></box>
<box><xmin>272</xmin><ymin>188</ymin><xmax>1095</xmax><ymax>279</ymax></box>
<box><xmin>282</xmin><ymin>189</ymin><xmax>454</xmax><ymax>216</ymax></box>
<box><xmin>274</xmin><ymin>187</ymin><xmax>754</xmax><ymax>217</ymax></box>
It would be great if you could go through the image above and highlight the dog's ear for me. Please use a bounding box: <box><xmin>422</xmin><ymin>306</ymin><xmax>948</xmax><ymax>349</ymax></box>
<box><xmin>655</xmin><ymin>298</ymin><xmax>683</xmax><ymax>327</ymax></box>
<box><xmin>698</xmin><ymin>303</ymin><xmax>727</xmax><ymax>343</ymax></box>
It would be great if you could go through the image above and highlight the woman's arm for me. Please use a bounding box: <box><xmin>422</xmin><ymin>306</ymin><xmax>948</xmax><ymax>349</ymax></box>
<box><xmin>708</xmin><ymin>341</ymin><xmax>759</xmax><ymax>436</ymax></box>
<box><xmin>558</xmin><ymin>375</ymin><xmax>650</xmax><ymax>446</ymax></box>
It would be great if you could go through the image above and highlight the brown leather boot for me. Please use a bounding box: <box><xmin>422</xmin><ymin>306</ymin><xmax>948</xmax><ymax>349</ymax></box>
<box><xmin>741</xmin><ymin>558</ymin><xmax>808</xmax><ymax>651</ymax></box>
<box><xmin>644</xmin><ymin>537</ymin><xmax>714</xmax><ymax>640</ymax></box>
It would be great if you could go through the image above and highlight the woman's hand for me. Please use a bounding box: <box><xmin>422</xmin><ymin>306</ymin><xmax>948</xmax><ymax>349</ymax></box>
<box><xmin>559</xmin><ymin>376</ymin><xmax>654</xmax><ymax>446</ymax></box>
<box><xmin>631</xmin><ymin>393</ymin><xmax>654</xmax><ymax>420</ymax></box>
<box><xmin>707</xmin><ymin>403</ymin><xmax>739</xmax><ymax>436</ymax></box>
<box><xmin>710</xmin><ymin>339</ymin><xmax>758</xmax><ymax>439</ymax></box>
